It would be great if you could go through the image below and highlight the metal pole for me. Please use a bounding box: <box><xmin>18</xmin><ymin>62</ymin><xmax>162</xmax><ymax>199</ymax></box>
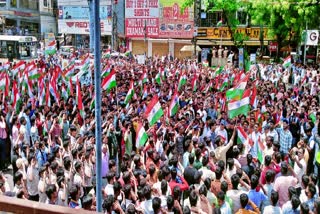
<box><xmin>88</xmin><ymin>0</ymin><xmax>94</xmax><ymax>52</ymax></box>
<box><xmin>303</xmin><ymin>21</ymin><xmax>307</xmax><ymax>65</ymax></box>
<box><xmin>93</xmin><ymin>0</ymin><xmax>102</xmax><ymax>212</ymax></box>
<box><xmin>111</xmin><ymin>0</ymin><xmax>114</xmax><ymax>50</ymax></box>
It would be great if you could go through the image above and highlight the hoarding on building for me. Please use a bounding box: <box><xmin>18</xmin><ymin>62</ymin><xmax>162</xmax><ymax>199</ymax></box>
<box><xmin>196</xmin><ymin>27</ymin><xmax>269</xmax><ymax>40</ymax></box>
<box><xmin>58</xmin><ymin>20</ymin><xmax>111</xmax><ymax>35</ymax></box>
<box><xmin>158</xmin><ymin>0</ymin><xmax>193</xmax><ymax>38</ymax></box>
<box><xmin>125</xmin><ymin>0</ymin><xmax>159</xmax><ymax>38</ymax></box>
<box><xmin>58</xmin><ymin>5</ymin><xmax>112</xmax><ymax>20</ymax></box>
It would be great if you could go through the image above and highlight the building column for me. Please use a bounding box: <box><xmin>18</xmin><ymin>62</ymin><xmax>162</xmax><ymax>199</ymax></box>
<box><xmin>128</xmin><ymin>39</ymin><xmax>132</xmax><ymax>51</ymax></box>
<box><xmin>16</xmin><ymin>19</ymin><xmax>21</xmax><ymax>28</ymax></box>
<box><xmin>147</xmin><ymin>39</ymin><xmax>152</xmax><ymax>58</ymax></box>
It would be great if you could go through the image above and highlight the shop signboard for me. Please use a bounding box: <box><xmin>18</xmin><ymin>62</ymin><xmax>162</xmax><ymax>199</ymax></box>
<box><xmin>268</xmin><ymin>41</ymin><xmax>278</xmax><ymax>52</ymax></box>
<box><xmin>158</xmin><ymin>0</ymin><xmax>193</xmax><ymax>38</ymax></box>
<box><xmin>58</xmin><ymin>20</ymin><xmax>111</xmax><ymax>35</ymax></box>
<box><xmin>58</xmin><ymin>5</ymin><xmax>112</xmax><ymax>20</ymax></box>
<box><xmin>125</xmin><ymin>0</ymin><xmax>159</xmax><ymax>38</ymax></box>
<box><xmin>196</xmin><ymin>27</ymin><xmax>269</xmax><ymax>40</ymax></box>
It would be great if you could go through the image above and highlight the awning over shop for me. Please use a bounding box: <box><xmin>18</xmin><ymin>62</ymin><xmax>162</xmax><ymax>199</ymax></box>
<box><xmin>180</xmin><ymin>45</ymin><xmax>201</xmax><ymax>52</ymax></box>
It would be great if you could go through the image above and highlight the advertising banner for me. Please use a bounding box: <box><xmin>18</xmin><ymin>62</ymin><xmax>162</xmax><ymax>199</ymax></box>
<box><xmin>158</xmin><ymin>0</ymin><xmax>193</xmax><ymax>38</ymax></box>
<box><xmin>58</xmin><ymin>20</ymin><xmax>111</xmax><ymax>35</ymax></box>
<box><xmin>125</xmin><ymin>18</ymin><xmax>159</xmax><ymax>38</ymax></box>
<box><xmin>58</xmin><ymin>5</ymin><xmax>112</xmax><ymax>20</ymax></box>
<box><xmin>239</xmin><ymin>48</ymin><xmax>244</xmax><ymax>70</ymax></box>
<box><xmin>196</xmin><ymin>27</ymin><xmax>269</xmax><ymax>40</ymax></box>
<box><xmin>304</xmin><ymin>30</ymin><xmax>319</xmax><ymax>46</ymax></box>
<box><xmin>125</xmin><ymin>0</ymin><xmax>159</xmax><ymax>38</ymax></box>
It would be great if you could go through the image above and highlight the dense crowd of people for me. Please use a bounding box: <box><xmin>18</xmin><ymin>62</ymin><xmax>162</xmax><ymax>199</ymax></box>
<box><xmin>0</xmin><ymin>51</ymin><xmax>320</xmax><ymax>214</ymax></box>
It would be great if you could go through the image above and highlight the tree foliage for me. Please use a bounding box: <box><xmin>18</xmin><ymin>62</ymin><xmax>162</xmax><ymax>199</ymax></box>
<box><xmin>250</xmin><ymin>0</ymin><xmax>320</xmax><ymax>55</ymax></box>
<box><xmin>182</xmin><ymin>0</ymin><xmax>320</xmax><ymax>53</ymax></box>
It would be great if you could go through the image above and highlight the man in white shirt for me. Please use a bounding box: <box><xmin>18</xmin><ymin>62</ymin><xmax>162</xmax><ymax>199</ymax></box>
<box><xmin>226</xmin><ymin>174</ymin><xmax>247</xmax><ymax>213</ymax></box>
<box><xmin>215</xmin><ymin>123</ymin><xmax>228</xmax><ymax>144</ymax></box>
<box><xmin>291</xmin><ymin>147</ymin><xmax>307</xmax><ymax>186</ymax></box>
<box><xmin>104</xmin><ymin>172</ymin><xmax>115</xmax><ymax>197</ymax></box>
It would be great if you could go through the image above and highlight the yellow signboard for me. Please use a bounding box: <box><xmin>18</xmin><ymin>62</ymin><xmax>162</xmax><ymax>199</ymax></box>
<box><xmin>197</xmin><ymin>27</ymin><xmax>269</xmax><ymax>40</ymax></box>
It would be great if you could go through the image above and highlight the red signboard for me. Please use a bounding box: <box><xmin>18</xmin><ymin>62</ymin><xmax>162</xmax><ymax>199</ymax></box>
<box><xmin>125</xmin><ymin>18</ymin><xmax>159</xmax><ymax>38</ymax></box>
<box><xmin>269</xmin><ymin>41</ymin><xmax>278</xmax><ymax>52</ymax></box>
<box><xmin>158</xmin><ymin>3</ymin><xmax>193</xmax><ymax>38</ymax></box>
<box><xmin>125</xmin><ymin>0</ymin><xmax>159</xmax><ymax>38</ymax></box>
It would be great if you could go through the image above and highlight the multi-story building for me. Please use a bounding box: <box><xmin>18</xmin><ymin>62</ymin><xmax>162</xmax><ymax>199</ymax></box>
<box><xmin>194</xmin><ymin>3</ymin><xmax>271</xmax><ymax>65</ymax></box>
<box><xmin>57</xmin><ymin>0</ymin><xmax>112</xmax><ymax>48</ymax></box>
<box><xmin>124</xmin><ymin>0</ymin><xmax>194</xmax><ymax>59</ymax></box>
<box><xmin>0</xmin><ymin>0</ymin><xmax>57</xmax><ymax>37</ymax></box>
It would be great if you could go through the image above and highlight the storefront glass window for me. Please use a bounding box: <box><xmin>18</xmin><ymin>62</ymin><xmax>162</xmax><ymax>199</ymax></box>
<box><xmin>19</xmin><ymin>42</ymin><xmax>37</xmax><ymax>58</ymax></box>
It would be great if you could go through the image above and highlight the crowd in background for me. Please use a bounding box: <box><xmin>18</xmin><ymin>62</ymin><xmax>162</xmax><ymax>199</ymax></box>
<box><xmin>0</xmin><ymin>53</ymin><xmax>319</xmax><ymax>214</ymax></box>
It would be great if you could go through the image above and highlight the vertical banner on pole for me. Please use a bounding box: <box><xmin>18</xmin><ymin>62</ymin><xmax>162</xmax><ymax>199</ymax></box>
<box><xmin>239</xmin><ymin>48</ymin><xmax>244</xmax><ymax>70</ymax></box>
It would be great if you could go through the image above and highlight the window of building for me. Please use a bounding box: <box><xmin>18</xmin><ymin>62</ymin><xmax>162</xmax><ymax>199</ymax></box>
<box><xmin>44</xmin><ymin>0</ymin><xmax>48</xmax><ymax>7</ymax></box>
<box><xmin>0</xmin><ymin>0</ymin><xmax>6</xmax><ymax>7</ymax></box>
<box><xmin>237</xmin><ymin>10</ymin><xmax>247</xmax><ymax>26</ymax></box>
<box><xmin>200</xmin><ymin>11</ymin><xmax>223</xmax><ymax>27</ymax></box>
<box><xmin>10</xmin><ymin>0</ymin><xmax>16</xmax><ymax>7</ymax></box>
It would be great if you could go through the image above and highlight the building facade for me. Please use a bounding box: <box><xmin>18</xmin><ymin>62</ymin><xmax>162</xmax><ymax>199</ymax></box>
<box><xmin>0</xmin><ymin>0</ymin><xmax>57</xmax><ymax>37</ymax></box>
<box><xmin>57</xmin><ymin>0</ymin><xmax>112</xmax><ymax>48</ymax></box>
<box><xmin>124</xmin><ymin>0</ymin><xmax>194</xmax><ymax>59</ymax></box>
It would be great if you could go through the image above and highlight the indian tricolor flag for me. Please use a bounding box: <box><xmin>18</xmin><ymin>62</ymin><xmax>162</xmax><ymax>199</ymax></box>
<box><xmin>178</xmin><ymin>73</ymin><xmax>187</xmax><ymax>91</ymax></box>
<box><xmin>169</xmin><ymin>91</ymin><xmax>179</xmax><ymax>117</ymax></box>
<box><xmin>12</xmin><ymin>81</ymin><xmax>21</xmax><ymax>110</ymax></box>
<box><xmin>76</xmin><ymin>77</ymin><xmax>85</xmax><ymax>118</ymax></box>
<box><xmin>136</xmin><ymin>122</ymin><xmax>148</xmax><ymax>148</ymax></box>
<box><xmin>101</xmin><ymin>66</ymin><xmax>110</xmax><ymax>77</ymax></box>
<box><xmin>309</xmin><ymin>112</ymin><xmax>316</xmax><ymax>123</ymax></box>
<box><xmin>283</xmin><ymin>56</ymin><xmax>291</xmax><ymax>68</ymax></box>
<box><xmin>45</xmin><ymin>40</ymin><xmax>57</xmax><ymax>55</ymax></box>
<box><xmin>90</xmin><ymin>94</ymin><xmax>95</xmax><ymax>110</ymax></box>
<box><xmin>0</xmin><ymin>73</ymin><xmax>6</xmax><ymax>91</ymax></box>
<box><xmin>220</xmin><ymin>77</ymin><xmax>229</xmax><ymax>91</ymax></box>
<box><xmin>61</xmin><ymin>85</ymin><xmax>68</xmax><ymax>101</ymax></box>
<box><xmin>63</xmin><ymin>65</ymin><xmax>75</xmax><ymax>79</ymax></box>
<box><xmin>155</xmin><ymin>71</ymin><xmax>161</xmax><ymax>85</ymax></box>
<box><xmin>27</xmin><ymin>62</ymin><xmax>40</xmax><ymax>80</ymax></box>
<box><xmin>228</xmin><ymin>93</ymin><xmax>250</xmax><ymax>119</ymax></box>
<box><xmin>250</xmin><ymin>86</ymin><xmax>258</xmax><ymax>109</ymax></box>
<box><xmin>38</xmin><ymin>79</ymin><xmax>45</xmax><ymax>106</ymax></box>
<box><xmin>11</xmin><ymin>61</ymin><xmax>25</xmax><ymax>76</ymax></box>
<box><xmin>257</xmin><ymin>136</ymin><xmax>265</xmax><ymax>163</ymax></box>
<box><xmin>124</xmin><ymin>80</ymin><xmax>134</xmax><ymax>104</ymax></box>
<box><xmin>145</xmin><ymin>95</ymin><xmax>164</xmax><ymax>126</ymax></box>
<box><xmin>237</xmin><ymin>126</ymin><xmax>248</xmax><ymax>144</ymax></box>
<box><xmin>141</xmin><ymin>71</ymin><xmax>148</xmax><ymax>84</ymax></box>
<box><xmin>226</xmin><ymin>75</ymin><xmax>248</xmax><ymax>100</ymax></box>
<box><xmin>46</xmin><ymin>82</ymin><xmax>51</xmax><ymax>107</ymax></box>
<box><xmin>217</xmin><ymin>19</ymin><xmax>223</xmax><ymax>27</ymax></box>
<box><xmin>102</xmin><ymin>69</ymin><xmax>116</xmax><ymax>91</ymax></box>
<box><xmin>215</xmin><ymin>66</ymin><xmax>224</xmax><ymax>76</ymax></box>
<box><xmin>191</xmin><ymin>75</ymin><xmax>197</xmax><ymax>92</ymax></box>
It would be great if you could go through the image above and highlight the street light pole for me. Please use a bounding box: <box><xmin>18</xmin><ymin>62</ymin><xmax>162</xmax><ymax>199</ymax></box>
<box><xmin>93</xmin><ymin>0</ymin><xmax>102</xmax><ymax>212</ymax></box>
<box><xmin>303</xmin><ymin>21</ymin><xmax>308</xmax><ymax>65</ymax></box>
<box><xmin>88</xmin><ymin>0</ymin><xmax>94</xmax><ymax>52</ymax></box>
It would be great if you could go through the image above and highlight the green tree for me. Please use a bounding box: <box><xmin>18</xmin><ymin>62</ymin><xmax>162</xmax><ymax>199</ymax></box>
<box><xmin>249</xmin><ymin>0</ymin><xmax>320</xmax><ymax>59</ymax></box>
<box><xmin>182</xmin><ymin>0</ymin><xmax>250</xmax><ymax>47</ymax></box>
